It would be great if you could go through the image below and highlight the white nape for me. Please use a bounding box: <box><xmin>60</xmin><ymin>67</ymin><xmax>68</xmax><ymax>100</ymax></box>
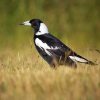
<box><xmin>35</xmin><ymin>38</ymin><xmax>51</xmax><ymax>55</ymax></box>
<box><xmin>36</xmin><ymin>23</ymin><xmax>49</xmax><ymax>35</ymax></box>
<box><xmin>69</xmin><ymin>56</ymin><xmax>88</xmax><ymax>63</ymax></box>
<box><xmin>23</xmin><ymin>21</ymin><xmax>31</xmax><ymax>26</ymax></box>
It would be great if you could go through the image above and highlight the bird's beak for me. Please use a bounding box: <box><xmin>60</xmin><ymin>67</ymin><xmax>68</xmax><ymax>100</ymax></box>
<box><xmin>20</xmin><ymin>21</ymin><xmax>31</xmax><ymax>26</ymax></box>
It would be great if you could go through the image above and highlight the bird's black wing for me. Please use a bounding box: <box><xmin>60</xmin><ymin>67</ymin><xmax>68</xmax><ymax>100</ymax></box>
<box><xmin>36</xmin><ymin>34</ymin><xmax>95</xmax><ymax>65</ymax></box>
<box><xmin>37</xmin><ymin>34</ymin><xmax>74</xmax><ymax>57</ymax></box>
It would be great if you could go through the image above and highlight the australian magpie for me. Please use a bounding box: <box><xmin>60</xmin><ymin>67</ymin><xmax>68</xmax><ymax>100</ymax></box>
<box><xmin>20</xmin><ymin>19</ymin><xmax>95</xmax><ymax>68</ymax></box>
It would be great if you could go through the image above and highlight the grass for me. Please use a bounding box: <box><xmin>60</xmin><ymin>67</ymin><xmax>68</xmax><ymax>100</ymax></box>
<box><xmin>0</xmin><ymin>47</ymin><xmax>100</xmax><ymax>100</ymax></box>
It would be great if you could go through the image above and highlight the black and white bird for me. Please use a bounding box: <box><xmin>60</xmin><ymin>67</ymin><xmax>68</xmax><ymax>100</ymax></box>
<box><xmin>20</xmin><ymin>19</ymin><xmax>95</xmax><ymax>68</ymax></box>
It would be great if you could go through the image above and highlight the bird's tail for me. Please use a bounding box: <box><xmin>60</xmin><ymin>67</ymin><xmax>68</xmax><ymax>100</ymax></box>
<box><xmin>69</xmin><ymin>54</ymin><xmax>97</xmax><ymax>65</ymax></box>
<box><xmin>85</xmin><ymin>60</ymin><xmax>97</xmax><ymax>65</ymax></box>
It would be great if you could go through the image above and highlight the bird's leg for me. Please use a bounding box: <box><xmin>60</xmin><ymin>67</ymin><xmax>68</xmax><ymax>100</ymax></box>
<box><xmin>58</xmin><ymin>56</ymin><xmax>62</xmax><ymax>64</ymax></box>
<box><xmin>50</xmin><ymin>57</ymin><xmax>58</xmax><ymax>68</ymax></box>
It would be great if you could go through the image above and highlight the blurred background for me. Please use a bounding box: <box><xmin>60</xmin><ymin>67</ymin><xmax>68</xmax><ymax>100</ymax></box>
<box><xmin>0</xmin><ymin>0</ymin><xmax>100</xmax><ymax>51</ymax></box>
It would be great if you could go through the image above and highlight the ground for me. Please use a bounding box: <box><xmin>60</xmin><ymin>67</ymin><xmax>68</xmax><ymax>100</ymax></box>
<box><xmin>0</xmin><ymin>47</ymin><xmax>100</xmax><ymax>100</ymax></box>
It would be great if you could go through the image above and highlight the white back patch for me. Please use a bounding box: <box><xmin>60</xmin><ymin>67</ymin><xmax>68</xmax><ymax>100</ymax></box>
<box><xmin>36</xmin><ymin>23</ymin><xmax>49</xmax><ymax>35</ymax></box>
<box><xmin>35</xmin><ymin>38</ymin><xmax>51</xmax><ymax>55</ymax></box>
<box><xmin>69</xmin><ymin>56</ymin><xmax>88</xmax><ymax>63</ymax></box>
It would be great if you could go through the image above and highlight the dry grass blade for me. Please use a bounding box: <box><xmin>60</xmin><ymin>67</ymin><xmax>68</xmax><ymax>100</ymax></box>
<box><xmin>0</xmin><ymin>48</ymin><xmax>100</xmax><ymax>100</ymax></box>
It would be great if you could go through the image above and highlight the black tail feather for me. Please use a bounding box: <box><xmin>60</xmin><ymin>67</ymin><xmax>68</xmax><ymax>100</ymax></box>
<box><xmin>86</xmin><ymin>60</ymin><xmax>97</xmax><ymax>65</ymax></box>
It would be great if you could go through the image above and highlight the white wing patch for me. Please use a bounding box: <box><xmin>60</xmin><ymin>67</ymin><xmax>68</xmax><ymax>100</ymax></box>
<box><xmin>51</xmin><ymin>46</ymin><xmax>59</xmax><ymax>50</ymax></box>
<box><xmin>35</xmin><ymin>38</ymin><xmax>51</xmax><ymax>55</ymax></box>
<box><xmin>35</xmin><ymin>38</ymin><xmax>59</xmax><ymax>56</ymax></box>
<box><xmin>69</xmin><ymin>56</ymin><xmax>88</xmax><ymax>63</ymax></box>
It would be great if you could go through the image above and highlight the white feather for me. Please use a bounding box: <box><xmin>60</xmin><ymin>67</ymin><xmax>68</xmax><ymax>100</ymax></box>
<box><xmin>35</xmin><ymin>38</ymin><xmax>59</xmax><ymax>56</ymax></box>
<box><xmin>35</xmin><ymin>38</ymin><xmax>51</xmax><ymax>55</ymax></box>
<box><xmin>69</xmin><ymin>56</ymin><xmax>87</xmax><ymax>63</ymax></box>
<box><xmin>36</xmin><ymin>23</ymin><xmax>49</xmax><ymax>35</ymax></box>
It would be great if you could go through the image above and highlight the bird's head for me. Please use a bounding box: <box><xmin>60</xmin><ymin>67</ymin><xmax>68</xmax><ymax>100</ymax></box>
<box><xmin>20</xmin><ymin>19</ymin><xmax>49</xmax><ymax>35</ymax></box>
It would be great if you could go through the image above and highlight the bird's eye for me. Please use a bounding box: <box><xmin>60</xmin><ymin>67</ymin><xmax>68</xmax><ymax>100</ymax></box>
<box><xmin>34</xmin><ymin>22</ymin><xmax>40</xmax><ymax>27</ymax></box>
